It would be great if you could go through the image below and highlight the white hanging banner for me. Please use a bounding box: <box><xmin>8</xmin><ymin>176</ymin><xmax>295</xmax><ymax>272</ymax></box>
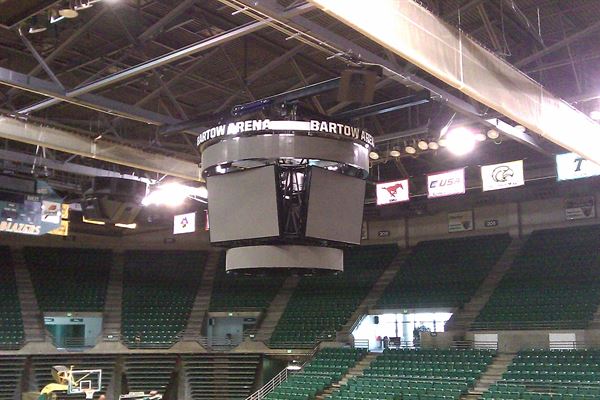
<box><xmin>174</xmin><ymin>212</ymin><xmax>196</xmax><ymax>234</ymax></box>
<box><xmin>481</xmin><ymin>160</ymin><xmax>525</xmax><ymax>191</ymax></box>
<box><xmin>427</xmin><ymin>168</ymin><xmax>465</xmax><ymax>198</ymax></box>
<box><xmin>376</xmin><ymin>179</ymin><xmax>409</xmax><ymax>205</ymax></box>
<box><xmin>556</xmin><ymin>153</ymin><xmax>600</xmax><ymax>181</ymax></box>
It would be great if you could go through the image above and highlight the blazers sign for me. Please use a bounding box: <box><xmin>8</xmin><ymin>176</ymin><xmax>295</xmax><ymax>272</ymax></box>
<box><xmin>481</xmin><ymin>160</ymin><xmax>525</xmax><ymax>191</ymax></box>
<box><xmin>427</xmin><ymin>168</ymin><xmax>465</xmax><ymax>198</ymax></box>
<box><xmin>376</xmin><ymin>179</ymin><xmax>409</xmax><ymax>205</ymax></box>
<box><xmin>556</xmin><ymin>152</ymin><xmax>600</xmax><ymax>181</ymax></box>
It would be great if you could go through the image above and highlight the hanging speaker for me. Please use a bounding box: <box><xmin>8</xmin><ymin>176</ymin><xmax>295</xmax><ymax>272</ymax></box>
<box><xmin>337</xmin><ymin>69</ymin><xmax>378</xmax><ymax>105</ymax></box>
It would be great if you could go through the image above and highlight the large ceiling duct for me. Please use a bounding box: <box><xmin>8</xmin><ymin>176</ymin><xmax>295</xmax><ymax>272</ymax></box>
<box><xmin>0</xmin><ymin>115</ymin><xmax>201</xmax><ymax>181</ymax></box>
<box><xmin>307</xmin><ymin>0</ymin><xmax>600</xmax><ymax>164</ymax></box>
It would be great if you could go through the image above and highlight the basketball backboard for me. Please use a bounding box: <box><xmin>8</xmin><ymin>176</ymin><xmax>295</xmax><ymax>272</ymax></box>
<box><xmin>68</xmin><ymin>369</ymin><xmax>102</xmax><ymax>399</ymax></box>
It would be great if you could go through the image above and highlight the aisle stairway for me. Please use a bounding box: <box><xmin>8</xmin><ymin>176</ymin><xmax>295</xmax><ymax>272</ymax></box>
<box><xmin>183</xmin><ymin>354</ymin><xmax>260</xmax><ymax>400</ymax></box>
<box><xmin>102</xmin><ymin>252</ymin><xmax>123</xmax><ymax>340</ymax></box>
<box><xmin>0</xmin><ymin>356</ymin><xmax>26</xmax><ymax>400</ymax></box>
<box><xmin>446</xmin><ymin>239</ymin><xmax>525</xmax><ymax>332</ymax></box>
<box><xmin>461</xmin><ymin>353</ymin><xmax>516</xmax><ymax>400</ymax></box>
<box><xmin>12</xmin><ymin>248</ymin><xmax>44</xmax><ymax>343</ymax></box>
<box><xmin>339</xmin><ymin>250</ymin><xmax>409</xmax><ymax>341</ymax></box>
<box><xmin>254</xmin><ymin>274</ymin><xmax>300</xmax><ymax>343</ymax></box>
<box><xmin>182</xmin><ymin>251</ymin><xmax>221</xmax><ymax>340</ymax></box>
<box><xmin>318</xmin><ymin>353</ymin><xmax>377</xmax><ymax>400</ymax></box>
<box><xmin>123</xmin><ymin>355</ymin><xmax>177</xmax><ymax>395</ymax></box>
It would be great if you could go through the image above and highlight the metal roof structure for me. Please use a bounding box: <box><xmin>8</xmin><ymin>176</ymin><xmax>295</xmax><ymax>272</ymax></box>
<box><xmin>1</xmin><ymin>0</ymin><xmax>599</xmax><ymax>196</ymax></box>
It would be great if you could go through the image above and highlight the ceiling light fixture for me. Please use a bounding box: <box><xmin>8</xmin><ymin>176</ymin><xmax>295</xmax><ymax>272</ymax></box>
<box><xmin>389</xmin><ymin>148</ymin><xmax>401</xmax><ymax>157</ymax></box>
<box><xmin>474</xmin><ymin>132</ymin><xmax>487</xmax><ymax>142</ymax></box>
<box><xmin>428</xmin><ymin>141</ymin><xmax>439</xmax><ymax>150</ymax></box>
<box><xmin>444</xmin><ymin>127</ymin><xmax>477</xmax><ymax>156</ymax></box>
<box><xmin>590</xmin><ymin>110</ymin><xmax>600</xmax><ymax>121</ymax></box>
<box><xmin>417</xmin><ymin>140</ymin><xmax>429</xmax><ymax>150</ymax></box>
<box><xmin>115</xmin><ymin>223</ymin><xmax>137</xmax><ymax>229</ymax></box>
<box><xmin>74</xmin><ymin>0</ymin><xmax>93</xmax><ymax>10</ymax></box>
<box><xmin>369</xmin><ymin>151</ymin><xmax>380</xmax><ymax>160</ymax></box>
<box><xmin>404</xmin><ymin>145</ymin><xmax>416</xmax><ymax>155</ymax></box>
<box><xmin>438</xmin><ymin>138</ymin><xmax>447</xmax><ymax>147</ymax></box>
<box><xmin>486</xmin><ymin>129</ymin><xmax>500</xmax><ymax>140</ymax></box>
<box><xmin>59</xmin><ymin>1</ymin><xmax>79</xmax><ymax>18</ymax></box>
<box><xmin>28</xmin><ymin>16</ymin><xmax>47</xmax><ymax>34</ymax></box>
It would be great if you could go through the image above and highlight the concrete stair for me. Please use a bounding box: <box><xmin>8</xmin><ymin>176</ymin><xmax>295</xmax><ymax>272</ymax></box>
<box><xmin>102</xmin><ymin>252</ymin><xmax>124</xmax><ymax>339</ymax></box>
<box><xmin>461</xmin><ymin>353</ymin><xmax>516</xmax><ymax>399</ymax></box>
<box><xmin>446</xmin><ymin>238</ymin><xmax>526</xmax><ymax>332</ymax></box>
<box><xmin>11</xmin><ymin>248</ymin><xmax>45</xmax><ymax>342</ymax></box>
<box><xmin>182</xmin><ymin>251</ymin><xmax>221</xmax><ymax>339</ymax></box>
<box><xmin>338</xmin><ymin>251</ymin><xmax>409</xmax><ymax>341</ymax></box>
<box><xmin>254</xmin><ymin>274</ymin><xmax>301</xmax><ymax>342</ymax></box>
<box><xmin>316</xmin><ymin>353</ymin><xmax>378</xmax><ymax>400</ymax></box>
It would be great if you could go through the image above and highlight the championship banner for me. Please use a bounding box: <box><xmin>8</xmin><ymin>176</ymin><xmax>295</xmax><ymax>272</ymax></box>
<box><xmin>481</xmin><ymin>160</ymin><xmax>525</xmax><ymax>191</ymax></box>
<box><xmin>376</xmin><ymin>179</ymin><xmax>409</xmax><ymax>205</ymax></box>
<box><xmin>427</xmin><ymin>168</ymin><xmax>465</xmax><ymax>198</ymax></box>
<box><xmin>0</xmin><ymin>181</ymin><xmax>62</xmax><ymax>236</ymax></box>
<box><xmin>556</xmin><ymin>153</ymin><xmax>600</xmax><ymax>181</ymax></box>
<box><xmin>448</xmin><ymin>210</ymin><xmax>474</xmax><ymax>232</ymax></box>
<box><xmin>174</xmin><ymin>212</ymin><xmax>196</xmax><ymax>234</ymax></box>
<box><xmin>565</xmin><ymin>197</ymin><xmax>596</xmax><ymax>220</ymax></box>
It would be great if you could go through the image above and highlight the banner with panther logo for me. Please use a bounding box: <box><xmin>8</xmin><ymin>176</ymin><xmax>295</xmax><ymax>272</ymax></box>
<box><xmin>481</xmin><ymin>160</ymin><xmax>524</xmax><ymax>191</ymax></box>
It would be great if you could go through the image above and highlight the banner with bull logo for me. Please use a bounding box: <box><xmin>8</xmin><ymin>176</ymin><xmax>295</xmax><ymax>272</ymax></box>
<box><xmin>376</xmin><ymin>179</ymin><xmax>409</xmax><ymax>205</ymax></box>
<box><xmin>481</xmin><ymin>160</ymin><xmax>524</xmax><ymax>191</ymax></box>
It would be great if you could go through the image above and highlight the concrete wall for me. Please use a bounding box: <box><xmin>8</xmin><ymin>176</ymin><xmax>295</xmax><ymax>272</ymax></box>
<box><xmin>363</xmin><ymin>191</ymin><xmax>600</xmax><ymax>247</ymax></box>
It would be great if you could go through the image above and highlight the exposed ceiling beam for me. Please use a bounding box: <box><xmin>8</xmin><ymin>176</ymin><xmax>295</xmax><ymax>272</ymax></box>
<box><xmin>306</xmin><ymin>0</ymin><xmax>600</xmax><ymax>161</ymax></box>
<box><xmin>515</xmin><ymin>19</ymin><xmax>600</xmax><ymax>68</ymax></box>
<box><xmin>0</xmin><ymin>149</ymin><xmax>155</xmax><ymax>183</ymax></box>
<box><xmin>0</xmin><ymin>66</ymin><xmax>201</xmax><ymax>133</ymax></box>
<box><xmin>227</xmin><ymin>0</ymin><xmax>547</xmax><ymax>154</ymax></box>
<box><xmin>137</xmin><ymin>0</ymin><xmax>198</xmax><ymax>42</ymax></box>
<box><xmin>17</xmin><ymin>3</ymin><xmax>314</xmax><ymax>115</ymax></box>
<box><xmin>0</xmin><ymin>115</ymin><xmax>201</xmax><ymax>181</ymax></box>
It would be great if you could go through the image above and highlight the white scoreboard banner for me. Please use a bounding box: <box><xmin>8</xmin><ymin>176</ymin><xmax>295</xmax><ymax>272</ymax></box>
<box><xmin>556</xmin><ymin>152</ymin><xmax>600</xmax><ymax>181</ymax></box>
<box><xmin>376</xmin><ymin>179</ymin><xmax>409</xmax><ymax>205</ymax></box>
<box><xmin>427</xmin><ymin>168</ymin><xmax>465</xmax><ymax>198</ymax></box>
<box><xmin>174</xmin><ymin>212</ymin><xmax>196</xmax><ymax>234</ymax></box>
<box><xmin>481</xmin><ymin>160</ymin><xmax>525</xmax><ymax>191</ymax></box>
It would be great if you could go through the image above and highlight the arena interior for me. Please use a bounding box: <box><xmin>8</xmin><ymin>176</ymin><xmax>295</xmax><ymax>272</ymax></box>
<box><xmin>2</xmin><ymin>0</ymin><xmax>600</xmax><ymax>399</ymax></box>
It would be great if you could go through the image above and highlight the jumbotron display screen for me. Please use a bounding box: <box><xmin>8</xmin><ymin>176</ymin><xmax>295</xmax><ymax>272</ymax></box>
<box><xmin>206</xmin><ymin>166</ymin><xmax>280</xmax><ymax>243</ymax></box>
<box><xmin>305</xmin><ymin>167</ymin><xmax>366</xmax><ymax>245</ymax></box>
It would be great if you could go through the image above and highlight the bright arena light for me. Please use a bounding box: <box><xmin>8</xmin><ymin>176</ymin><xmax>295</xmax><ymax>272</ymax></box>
<box><xmin>591</xmin><ymin>110</ymin><xmax>600</xmax><ymax>121</ymax></box>
<box><xmin>444</xmin><ymin>127</ymin><xmax>477</xmax><ymax>156</ymax></box>
<box><xmin>142</xmin><ymin>183</ymin><xmax>208</xmax><ymax>207</ymax></box>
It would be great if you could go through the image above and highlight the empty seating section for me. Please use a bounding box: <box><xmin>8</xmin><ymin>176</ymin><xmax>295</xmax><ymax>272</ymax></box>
<box><xmin>122</xmin><ymin>250</ymin><xmax>206</xmax><ymax>347</ymax></box>
<box><xmin>330</xmin><ymin>349</ymin><xmax>495</xmax><ymax>400</ymax></box>
<box><xmin>378</xmin><ymin>234</ymin><xmax>511</xmax><ymax>309</ymax></box>
<box><xmin>0</xmin><ymin>247</ymin><xmax>24</xmax><ymax>348</ymax></box>
<box><xmin>475</xmin><ymin>226</ymin><xmax>600</xmax><ymax>330</ymax></box>
<box><xmin>210</xmin><ymin>253</ymin><xmax>286</xmax><ymax>311</ymax></box>
<box><xmin>483</xmin><ymin>349</ymin><xmax>600</xmax><ymax>399</ymax></box>
<box><xmin>31</xmin><ymin>355</ymin><xmax>114</xmax><ymax>400</ymax></box>
<box><xmin>124</xmin><ymin>355</ymin><xmax>177</xmax><ymax>395</ymax></box>
<box><xmin>266</xmin><ymin>348</ymin><xmax>365</xmax><ymax>400</ymax></box>
<box><xmin>184</xmin><ymin>354</ymin><xmax>261</xmax><ymax>400</ymax></box>
<box><xmin>25</xmin><ymin>247</ymin><xmax>111</xmax><ymax>312</ymax></box>
<box><xmin>269</xmin><ymin>245</ymin><xmax>398</xmax><ymax>347</ymax></box>
<box><xmin>0</xmin><ymin>356</ymin><xmax>25</xmax><ymax>400</ymax></box>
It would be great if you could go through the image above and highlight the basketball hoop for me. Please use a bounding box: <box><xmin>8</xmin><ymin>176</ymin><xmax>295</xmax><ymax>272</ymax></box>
<box><xmin>82</xmin><ymin>388</ymin><xmax>96</xmax><ymax>400</ymax></box>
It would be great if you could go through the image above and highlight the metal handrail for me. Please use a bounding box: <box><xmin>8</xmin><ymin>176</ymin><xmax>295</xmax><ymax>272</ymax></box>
<box><xmin>245</xmin><ymin>367</ymin><xmax>289</xmax><ymax>400</ymax></box>
<box><xmin>470</xmin><ymin>320</ymin><xmax>588</xmax><ymax>330</ymax></box>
